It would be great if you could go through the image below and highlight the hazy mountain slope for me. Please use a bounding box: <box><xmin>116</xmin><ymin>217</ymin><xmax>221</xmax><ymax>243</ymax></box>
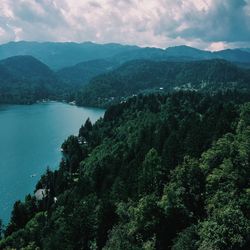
<box><xmin>240</xmin><ymin>48</ymin><xmax>250</xmax><ymax>52</ymax></box>
<box><xmin>0</xmin><ymin>64</ymin><xmax>13</xmax><ymax>83</ymax></box>
<box><xmin>57</xmin><ymin>59</ymin><xmax>118</xmax><ymax>86</ymax></box>
<box><xmin>165</xmin><ymin>45</ymin><xmax>213</xmax><ymax>59</ymax></box>
<box><xmin>214</xmin><ymin>49</ymin><xmax>250</xmax><ymax>63</ymax></box>
<box><xmin>0</xmin><ymin>42</ymin><xmax>249</xmax><ymax>71</ymax></box>
<box><xmin>0</xmin><ymin>55</ymin><xmax>56</xmax><ymax>80</ymax></box>
<box><xmin>0</xmin><ymin>41</ymin><xmax>139</xmax><ymax>70</ymax></box>
<box><xmin>113</xmin><ymin>45</ymin><xmax>250</xmax><ymax>64</ymax></box>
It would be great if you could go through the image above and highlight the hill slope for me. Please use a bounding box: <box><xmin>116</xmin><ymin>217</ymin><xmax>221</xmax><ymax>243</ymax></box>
<box><xmin>0</xmin><ymin>55</ymin><xmax>56</xmax><ymax>80</ymax></box>
<box><xmin>77</xmin><ymin>59</ymin><xmax>250</xmax><ymax>107</ymax></box>
<box><xmin>1</xmin><ymin>91</ymin><xmax>250</xmax><ymax>249</ymax></box>
<box><xmin>0</xmin><ymin>56</ymin><xmax>65</xmax><ymax>104</ymax></box>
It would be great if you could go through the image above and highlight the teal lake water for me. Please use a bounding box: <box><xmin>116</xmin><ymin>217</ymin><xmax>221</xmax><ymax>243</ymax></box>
<box><xmin>0</xmin><ymin>102</ymin><xmax>105</xmax><ymax>224</ymax></box>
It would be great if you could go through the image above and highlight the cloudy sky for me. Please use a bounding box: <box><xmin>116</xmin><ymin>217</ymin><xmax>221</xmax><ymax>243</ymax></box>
<box><xmin>0</xmin><ymin>0</ymin><xmax>249</xmax><ymax>50</ymax></box>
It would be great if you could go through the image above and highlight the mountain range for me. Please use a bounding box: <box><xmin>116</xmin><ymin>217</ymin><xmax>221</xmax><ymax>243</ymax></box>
<box><xmin>0</xmin><ymin>41</ymin><xmax>250</xmax><ymax>106</ymax></box>
<box><xmin>0</xmin><ymin>41</ymin><xmax>138</xmax><ymax>70</ymax></box>
<box><xmin>56</xmin><ymin>43</ymin><xmax>250</xmax><ymax>88</ymax></box>
<box><xmin>0</xmin><ymin>41</ymin><xmax>249</xmax><ymax>70</ymax></box>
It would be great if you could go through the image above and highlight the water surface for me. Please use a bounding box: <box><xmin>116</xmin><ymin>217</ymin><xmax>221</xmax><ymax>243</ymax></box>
<box><xmin>0</xmin><ymin>102</ymin><xmax>105</xmax><ymax>223</ymax></box>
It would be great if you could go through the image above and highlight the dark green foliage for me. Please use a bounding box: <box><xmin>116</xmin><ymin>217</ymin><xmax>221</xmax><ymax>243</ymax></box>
<box><xmin>1</xmin><ymin>91</ymin><xmax>250</xmax><ymax>249</ymax></box>
<box><xmin>172</xmin><ymin>225</ymin><xmax>199</xmax><ymax>250</ymax></box>
<box><xmin>0</xmin><ymin>220</ymin><xmax>2</xmax><ymax>241</ymax></box>
<box><xmin>198</xmin><ymin>205</ymin><xmax>250</xmax><ymax>250</ymax></box>
<box><xmin>4</xmin><ymin>195</ymin><xmax>37</xmax><ymax>237</ymax></box>
<box><xmin>1</xmin><ymin>212</ymin><xmax>46</xmax><ymax>249</ymax></box>
<box><xmin>61</xmin><ymin>136</ymin><xmax>84</xmax><ymax>173</ymax></box>
<box><xmin>139</xmin><ymin>148</ymin><xmax>164</xmax><ymax>195</ymax></box>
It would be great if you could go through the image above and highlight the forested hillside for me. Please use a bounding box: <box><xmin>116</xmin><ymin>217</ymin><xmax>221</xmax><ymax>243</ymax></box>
<box><xmin>0</xmin><ymin>56</ymin><xmax>73</xmax><ymax>104</ymax></box>
<box><xmin>4</xmin><ymin>55</ymin><xmax>250</xmax><ymax>106</ymax></box>
<box><xmin>1</xmin><ymin>42</ymin><xmax>250</xmax><ymax>106</ymax></box>
<box><xmin>1</xmin><ymin>91</ymin><xmax>250</xmax><ymax>250</ymax></box>
<box><xmin>76</xmin><ymin>59</ymin><xmax>250</xmax><ymax>107</ymax></box>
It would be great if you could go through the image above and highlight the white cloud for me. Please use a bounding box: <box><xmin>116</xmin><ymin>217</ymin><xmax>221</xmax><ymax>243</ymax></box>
<box><xmin>207</xmin><ymin>42</ymin><xmax>229</xmax><ymax>51</ymax></box>
<box><xmin>0</xmin><ymin>0</ymin><xmax>249</xmax><ymax>49</ymax></box>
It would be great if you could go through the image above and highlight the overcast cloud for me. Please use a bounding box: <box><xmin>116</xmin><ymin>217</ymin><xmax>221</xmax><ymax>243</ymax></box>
<box><xmin>0</xmin><ymin>0</ymin><xmax>249</xmax><ymax>50</ymax></box>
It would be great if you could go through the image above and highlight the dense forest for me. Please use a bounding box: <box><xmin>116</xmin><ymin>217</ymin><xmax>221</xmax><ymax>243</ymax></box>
<box><xmin>76</xmin><ymin>59</ymin><xmax>250</xmax><ymax>107</ymax></box>
<box><xmin>1</xmin><ymin>91</ymin><xmax>250</xmax><ymax>249</ymax></box>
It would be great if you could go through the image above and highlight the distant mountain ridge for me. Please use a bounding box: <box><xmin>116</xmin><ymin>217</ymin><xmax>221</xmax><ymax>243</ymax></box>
<box><xmin>0</xmin><ymin>41</ymin><xmax>249</xmax><ymax>71</ymax></box>
<box><xmin>165</xmin><ymin>45</ymin><xmax>211</xmax><ymax>58</ymax></box>
<box><xmin>0</xmin><ymin>41</ymin><xmax>139</xmax><ymax>70</ymax></box>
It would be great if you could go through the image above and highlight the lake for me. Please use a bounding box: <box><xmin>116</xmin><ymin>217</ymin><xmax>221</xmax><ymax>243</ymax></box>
<box><xmin>0</xmin><ymin>102</ymin><xmax>105</xmax><ymax>224</ymax></box>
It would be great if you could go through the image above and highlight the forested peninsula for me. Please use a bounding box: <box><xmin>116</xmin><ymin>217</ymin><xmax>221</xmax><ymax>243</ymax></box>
<box><xmin>1</xmin><ymin>91</ymin><xmax>250</xmax><ymax>250</ymax></box>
